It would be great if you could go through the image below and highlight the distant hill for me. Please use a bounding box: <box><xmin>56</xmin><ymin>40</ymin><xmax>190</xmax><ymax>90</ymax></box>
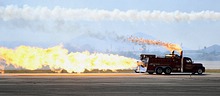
<box><xmin>202</xmin><ymin>44</ymin><xmax>220</xmax><ymax>53</ymax></box>
<box><xmin>185</xmin><ymin>44</ymin><xmax>220</xmax><ymax>61</ymax></box>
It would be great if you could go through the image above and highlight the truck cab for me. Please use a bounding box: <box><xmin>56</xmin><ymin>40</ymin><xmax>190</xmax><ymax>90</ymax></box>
<box><xmin>183</xmin><ymin>57</ymin><xmax>205</xmax><ymax>74</ymax></box>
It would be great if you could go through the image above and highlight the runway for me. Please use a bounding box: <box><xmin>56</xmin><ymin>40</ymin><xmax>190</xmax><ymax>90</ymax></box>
<box><xmin>0</xmin><ymin>73</ymin><xmax>220</xmax><ymax>96</ymax></box>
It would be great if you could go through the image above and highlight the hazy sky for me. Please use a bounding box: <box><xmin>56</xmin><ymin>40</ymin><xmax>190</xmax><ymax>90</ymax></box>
<box><xmin>1</xmin><ymin>0</ymin><xmax>220</xmax><ymax>50</ymax></box>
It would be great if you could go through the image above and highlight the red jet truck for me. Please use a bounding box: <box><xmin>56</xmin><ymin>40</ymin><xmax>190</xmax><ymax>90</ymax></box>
<box><xmin>135</xmin><ymin>51</ymin><xmax>205</xmax><ymax>75</ymax></box>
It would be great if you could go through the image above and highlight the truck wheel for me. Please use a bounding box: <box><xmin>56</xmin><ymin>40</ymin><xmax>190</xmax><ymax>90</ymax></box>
<box><xmin>164</xmin><ymin>67</ymin><xmax>172</xmax><ymax>75</ymax></box>
<box><xmin>197</xmin><ymin>68</ymin><xmax>203</xmax><ymax>75</ymax></box>
<box><xmin>156</xmin><ymin>67</ymin><xmax>163</xmax><ymax>75</ymax></box>
<box><xmin>148</xmin><ymin>72</ymin><xmax>154</xmax><ymax>74</ymax></box>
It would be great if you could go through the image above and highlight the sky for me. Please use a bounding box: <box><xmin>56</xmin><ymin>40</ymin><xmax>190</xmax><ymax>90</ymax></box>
<box><xmin>1</xmin><ymin>0</ymin><xmax>220</xmax><ymax>51</ymax></box>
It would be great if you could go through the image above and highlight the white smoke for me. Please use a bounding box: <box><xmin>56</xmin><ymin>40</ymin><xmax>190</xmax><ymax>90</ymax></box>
<box><xmin>1</xmin><ymin>5</ymin><xmax>220</xmax><ymax>22</ymax></box>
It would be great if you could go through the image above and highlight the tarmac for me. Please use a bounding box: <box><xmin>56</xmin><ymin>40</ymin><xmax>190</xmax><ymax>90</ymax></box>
<box><xmin>0</xmin><ymin>73</ymin><xmax>220</xmax><ymax>96</ymax></box>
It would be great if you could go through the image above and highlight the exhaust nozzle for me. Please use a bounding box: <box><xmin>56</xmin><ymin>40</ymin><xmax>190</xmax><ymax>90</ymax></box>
<box><xmin>180</xmin><ymin>51</ymin><xmax>183</xmax><ymax>58</ymax></box>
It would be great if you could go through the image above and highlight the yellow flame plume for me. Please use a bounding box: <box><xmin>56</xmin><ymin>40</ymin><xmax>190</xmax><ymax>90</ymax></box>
<box><xmin>0</xmin><ymin>45</ymin><xmax>136</xmax><ymax>73</ymax></box>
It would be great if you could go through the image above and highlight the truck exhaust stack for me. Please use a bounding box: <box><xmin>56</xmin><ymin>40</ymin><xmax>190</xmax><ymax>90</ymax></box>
<box><xmin>180</xmin><ymin>51</ymin><xmax>183</xmax><ymax>72</ymax></box>
<box><xmin>180</xmin><ymin>51</ymin><xmax>183</xmax><ymax>58</ymax></box>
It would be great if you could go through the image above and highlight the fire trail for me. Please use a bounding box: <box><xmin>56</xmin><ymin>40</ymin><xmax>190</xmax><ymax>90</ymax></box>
<box><xmin>128</xmin><ymin>36</ymin><xmax>182</xmax><ymax>53</ymax></box>
<box><xmin>0</xmin><ymin>45</ymin><xmax>136</xmax><ymax>73</ymax></box>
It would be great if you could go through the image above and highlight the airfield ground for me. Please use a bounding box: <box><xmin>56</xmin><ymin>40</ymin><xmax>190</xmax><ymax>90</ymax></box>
<box><xmin>0</xmin><ymin>73</ymin><xmax>220</xmax><ymax>96</ymax></box>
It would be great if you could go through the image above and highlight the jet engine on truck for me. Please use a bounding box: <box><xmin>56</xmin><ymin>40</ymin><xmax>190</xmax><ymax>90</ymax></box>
<box><xmin>134</xmin><ymin>51</ymin><xmax>205</xmax><ymax>75</ymax></box>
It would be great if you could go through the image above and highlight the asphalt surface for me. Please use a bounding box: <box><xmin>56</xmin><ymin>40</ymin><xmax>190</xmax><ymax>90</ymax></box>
<box><xmin>0</xmin><ymin>73</ymin><xmax>220</xmax><ymax>96</ymax></box>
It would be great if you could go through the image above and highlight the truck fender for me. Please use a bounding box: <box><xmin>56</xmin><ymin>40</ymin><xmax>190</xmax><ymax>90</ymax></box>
<box><xmin>192</xmin><ymin>67</ymin><xmax>204</xmax><ymax>74</ymax></box>
<box><xmin>192</xmin><ymin>67</ymin><xmax>198</xmax><ymax>73</ymax></box>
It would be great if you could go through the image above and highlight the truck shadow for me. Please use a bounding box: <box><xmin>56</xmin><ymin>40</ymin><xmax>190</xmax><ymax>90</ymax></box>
<box><xmin>146</xmin><ymin>73</ymin><xmax>209</xmax><ymax>76</ymax></box>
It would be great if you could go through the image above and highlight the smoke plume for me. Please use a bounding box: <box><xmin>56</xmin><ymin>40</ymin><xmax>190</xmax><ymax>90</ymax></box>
<box><xmin>1</xmin><ymin>5</ymin><xmax>220</xmax><ymax>22</ymax></box>
<box><xmin>128</xmin><ymin>36</ymin><xmax>182</xmax><ymax>53</ymax></box>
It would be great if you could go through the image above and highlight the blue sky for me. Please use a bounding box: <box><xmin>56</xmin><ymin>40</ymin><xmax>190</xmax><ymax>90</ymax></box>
<box><xmin>1</xmin><ymin>0</ymin><xmax>220</xmax><ymax>11</ymax></box>
<box><xmin>1</xmin><ymin>0</ymin><xmax>220</xmax><ymax>50</ymax></box>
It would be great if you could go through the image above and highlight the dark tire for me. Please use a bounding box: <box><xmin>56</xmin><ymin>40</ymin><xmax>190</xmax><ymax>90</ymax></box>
<box><xmin>197</xmin><ymin>68</ymin><xmax>203</xmax><ymax>75</ymax></box>
<box><xmin>156</xmin><ymin>67</ymin><xmax>163</xmax><ymax>75</ymax></box>
<box><xmin>164</xmin><ymin>67</ymin><xmax>172</xmax><ymax>75</ymax></box>
<box><xmin>148</xmin><ymin>72</ymin><xmax>154</xmax><ymax>74</ymax></box>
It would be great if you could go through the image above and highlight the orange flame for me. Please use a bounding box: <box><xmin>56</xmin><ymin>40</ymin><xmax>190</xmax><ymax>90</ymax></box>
<box><xmin>128</xmin><ymin>36</ymin><xmax>182</xmax><ymax>53</ymax></box>
<box><xmin>0</xmin><ymin>45</ymin><xmax>136</xmax><ymax>73</ymax></box>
